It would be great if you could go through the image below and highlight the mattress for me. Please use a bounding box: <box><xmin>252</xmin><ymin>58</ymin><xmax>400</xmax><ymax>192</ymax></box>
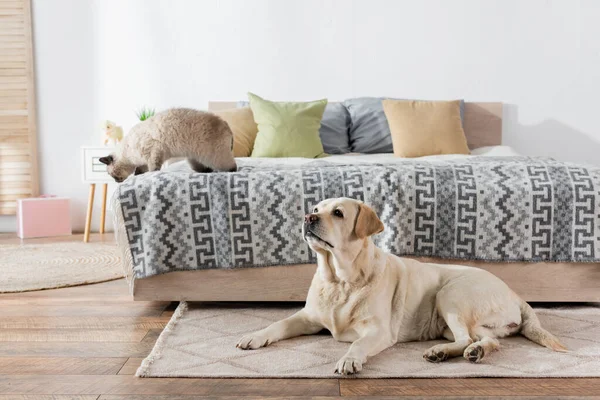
<box><xmin>112</xmin><ymin>146</ymin><xmax>600</xmax><ymax>287</ymax></box>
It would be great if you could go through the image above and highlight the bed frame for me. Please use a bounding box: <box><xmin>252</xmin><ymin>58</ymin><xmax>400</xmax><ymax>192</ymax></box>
<box><xmin>132</xmin><ymin>101</ymin><xmax>600</xmax><ymax>302</ymax></box>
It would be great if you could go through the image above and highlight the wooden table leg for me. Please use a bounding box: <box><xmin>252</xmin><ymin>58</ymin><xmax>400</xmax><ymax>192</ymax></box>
<box><xmin>84</xmin><ymin>183</ymin><xmax>95</xmax><ymax>243</ymax></box>
<box><xmin>99</xmin><ymin>183</ymin><xmax>108</xmax><ymax>234</ymax></box>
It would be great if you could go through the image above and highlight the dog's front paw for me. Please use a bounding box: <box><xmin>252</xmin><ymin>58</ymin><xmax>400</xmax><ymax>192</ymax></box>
<box><xmin>464</xmin><ymin>344</ymin><xmax>484</xmax><ymax>363</ymax></box>
<box><xmin>236</xmin><ymin>332</ymin><xmax>272</xmax><ymax>350</ymax></box>
<box><xmin>335</xmin><ymin>356</ymin><xmax>363</xmax><ymax>375</ymax></box>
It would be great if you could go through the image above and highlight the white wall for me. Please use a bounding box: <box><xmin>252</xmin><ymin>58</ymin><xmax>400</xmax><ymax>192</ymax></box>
<box><xmin>2</xmin><ymin>0</ymin><xmax>599</xmax><ymax>232</ymax></box>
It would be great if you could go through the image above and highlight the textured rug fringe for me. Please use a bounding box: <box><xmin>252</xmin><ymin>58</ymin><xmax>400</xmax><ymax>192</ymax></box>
<box><xmin>111</xmin><ymin>189</ymin><xmax>135</xmax><ymax>293</ymax></box>
<box><xmin>136</xmin><ymin>301</ymin><xmax>189</xmax><ymax>377</ymax></box>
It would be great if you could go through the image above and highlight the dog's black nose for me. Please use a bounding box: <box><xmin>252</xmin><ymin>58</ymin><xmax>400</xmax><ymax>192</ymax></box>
<box><xmin>305</xmin><ymin>214</ymin><xmax>318</xmax><ymax>224</ymax></box>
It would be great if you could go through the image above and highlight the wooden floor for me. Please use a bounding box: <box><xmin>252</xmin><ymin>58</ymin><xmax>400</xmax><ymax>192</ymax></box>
<box><xmin>1</xmin><ymin>235</ymin><xmax>600</xmax><ymax>398</ymax></box>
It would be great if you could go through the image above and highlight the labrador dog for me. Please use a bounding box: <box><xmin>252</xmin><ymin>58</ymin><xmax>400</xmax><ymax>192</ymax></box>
<box><xmin>237</xmin><ymin>197</ymin><xmax>567</xmax><ymax>375</ymax></box>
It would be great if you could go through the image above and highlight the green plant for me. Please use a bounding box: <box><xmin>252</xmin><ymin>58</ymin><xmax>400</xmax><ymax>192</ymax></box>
<box><xmin>136</xmin><ymin>107</ymin><xmax>155</xmax><ymax>121</ymax></box>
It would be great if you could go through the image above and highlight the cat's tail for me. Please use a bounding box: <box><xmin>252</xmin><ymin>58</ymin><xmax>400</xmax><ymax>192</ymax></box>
<box><xmin>519</xmin><ymin>301</ymin><xmax>568</xmax><ymax>352</ymax></box>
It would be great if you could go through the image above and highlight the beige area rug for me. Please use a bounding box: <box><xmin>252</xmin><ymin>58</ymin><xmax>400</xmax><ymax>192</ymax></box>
<box><xmin>0</xmin><ymin>241</ymin><xmax>123</xmax><ymax>293</ymax></box>
<box><xmin>138</xmin><ymin>302</ymin><xmax>600</xmax><ymax>378</ymax></box>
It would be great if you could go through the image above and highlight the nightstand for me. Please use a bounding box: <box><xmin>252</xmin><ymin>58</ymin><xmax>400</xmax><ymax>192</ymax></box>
<box><xmin>81</xmin><ymin>146</ymin><xmax>114</xmax><ymax>242</ymax></box>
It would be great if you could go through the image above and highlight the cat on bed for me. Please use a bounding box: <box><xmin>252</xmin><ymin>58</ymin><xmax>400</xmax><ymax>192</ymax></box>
<box><xmin>99</xmin><ymin>108</ymin><xmax>237</xmax><ymax>182</ymax></box>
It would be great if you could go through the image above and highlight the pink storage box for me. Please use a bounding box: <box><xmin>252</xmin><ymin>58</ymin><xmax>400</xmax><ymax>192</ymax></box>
<box><xmin>16</xmin><ymin>196</ymin><xmax>72</xmax><ymax>239</ymax></box>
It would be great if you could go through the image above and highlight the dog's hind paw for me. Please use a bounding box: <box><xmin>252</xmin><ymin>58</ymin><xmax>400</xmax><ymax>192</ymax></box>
<box><xmin>423</xmin><ymin>346</ymin><xmax>449</xmax><ymax>363</ymax></box>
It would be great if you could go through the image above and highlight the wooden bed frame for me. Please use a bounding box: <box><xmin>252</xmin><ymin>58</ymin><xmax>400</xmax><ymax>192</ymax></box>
<box><xmin>132</xmin><ymin>101</ymin><xmax>600</xmax><ymax>302</ymax></box>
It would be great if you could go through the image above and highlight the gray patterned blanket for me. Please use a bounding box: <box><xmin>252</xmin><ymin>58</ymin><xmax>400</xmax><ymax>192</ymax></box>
<box><xmin>113</xmin><ymin>157</ymin><xmax>600</xmax><ymax>282</ymax></box>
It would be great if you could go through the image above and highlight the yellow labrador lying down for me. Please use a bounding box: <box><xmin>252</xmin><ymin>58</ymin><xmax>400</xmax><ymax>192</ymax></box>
<box><xmin>237</xmin><ymin>198</ymin><xmax>567</xmax><ymax>375</ymax></box>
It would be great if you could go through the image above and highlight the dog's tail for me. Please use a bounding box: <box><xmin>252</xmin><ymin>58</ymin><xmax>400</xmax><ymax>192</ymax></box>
<box><xmin>519</xmin><ymin>300</ymin><xmax>567</xmax><ymax>352</ymax></box>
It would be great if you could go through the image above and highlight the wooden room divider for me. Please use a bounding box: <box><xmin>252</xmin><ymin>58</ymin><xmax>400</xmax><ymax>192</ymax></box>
<box><xmin>0</xmin><ymin>0</ymin><xmax>38</xmax><ymax>215</ymax></box>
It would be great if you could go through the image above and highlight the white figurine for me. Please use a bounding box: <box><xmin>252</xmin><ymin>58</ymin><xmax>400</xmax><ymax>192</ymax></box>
<box><xmin>102</xmin><ymin>120</ymin><xmax>124</xmax><ymax>146</ymax></box>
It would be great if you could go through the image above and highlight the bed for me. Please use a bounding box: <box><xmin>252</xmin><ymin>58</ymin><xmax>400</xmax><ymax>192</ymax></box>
<box><xmin>113</xmin><ymin>102</ymin><xmax>600</xmax><ymax>302</ymax></box>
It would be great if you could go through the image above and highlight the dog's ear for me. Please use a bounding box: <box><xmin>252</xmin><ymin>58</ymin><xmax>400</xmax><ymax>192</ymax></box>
<box><xmin>99</xmin><ymin>155</ymin><xmax>113</xmax><ymax>165</ymax></box>
<box><xmin>354</xmin><ymin>203</ymin><xmax>384</xmax><ymax>239</ymax></box>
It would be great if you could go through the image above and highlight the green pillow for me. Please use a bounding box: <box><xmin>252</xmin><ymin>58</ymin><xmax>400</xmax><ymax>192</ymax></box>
<box><xmin>248</xmin><ymin>92</ymin><xmax>327</xmax><ymax>158</ymax></box>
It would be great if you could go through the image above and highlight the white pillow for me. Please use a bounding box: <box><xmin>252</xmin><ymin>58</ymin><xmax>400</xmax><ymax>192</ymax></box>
<box><xmin>471</xmin><ymin>146</ymin><xmax>521</xmax><ymax>157</ymax></box>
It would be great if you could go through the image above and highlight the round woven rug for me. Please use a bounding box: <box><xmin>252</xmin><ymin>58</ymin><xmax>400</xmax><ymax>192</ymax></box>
<box><xmin>0</xmin><ymin>241</ymin><xmax>123</xmax><ymax>293</ymax></box>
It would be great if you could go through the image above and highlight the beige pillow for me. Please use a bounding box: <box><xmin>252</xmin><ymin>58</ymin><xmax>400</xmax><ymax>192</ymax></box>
<box><xmin>382</xmin><ymin>99</ymin><xmax>469</xmax><ymax>158</ymax></box>
<box><xmin>214</xmin><ymin>107</ymin><xmax>258</xmax><ymax>157</ymax></box>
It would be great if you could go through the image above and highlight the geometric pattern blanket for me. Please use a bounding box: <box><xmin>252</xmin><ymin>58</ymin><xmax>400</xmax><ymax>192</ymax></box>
<box><xmin>113</xmin><ymin>157</ymin><xmax>600</xmax><ymax>282</ymax></box>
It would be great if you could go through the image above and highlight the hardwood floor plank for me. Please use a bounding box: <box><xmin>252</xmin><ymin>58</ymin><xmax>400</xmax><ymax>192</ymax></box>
<box><xmin>140</xmin><ymin>329</ymin><xmax>162</xmax><ymax>343</ymax></box>
<box><xmin>99</xmin><ymin>397</ymin><xmax>347</xmax><ymax>400</ymax></box>
<box><xmin>0</xmin><ymin>329</ymin><xmax>148</xmax><ymax>342</ymax></box>
<box><xmin>0</xmin><ymin>279</ymin><xmax>127</xmax><ymax>300</ymax></box>
<box><xmin>0</xmin><ymin>282</ymin><xmax>128</xmax><ymax>299</ymax></box>
<box><xmin>0</xmin><ymin>376</ymin><xmax>340</xmax><ymax>396</ymax></box>
<box><xmin>0</xmin><ymin>342</ymin><xmax>155</xmax><ymax>358</ymax></box>
<box><xmin>0</xmin><ymin>281</ymin><xmax>129</xmax><ymax>302</ymax></box>
<box><xmin>0</xmin><ymin>297</ymin><xmax>136</xmax><ymax>306</ymax></box>
<box><xmin>0</xmin><ymin>396</ymin><xmax>99</xmax><ymax>400</ymax></box>
<box><xmin>0</xmin><ymin>317</ymin><xmax>169</xmax><ymax>330</ymax></box>
<box><xmin>159</xmin><ymin>303</ymin><xmax>178</xmax><ymax>318</ymax></box>
<box><xmin>0</xmin><ymin>304</ymin><xmax>168</xmax><ymax>317</ymax></box>
<box><xmin>116</xmin><ymin>358</ymin><xmax>143</xmax><ymax>375</ymax></box>
<box><xmin>340</xmin><ymin>378</ymin><xmax>600</xmax><ymax>397</ymax></box>
<box><xmin>97</xmin><ymin>397</ymin><xmax>600</xmax><ymax>400</ymax></box>
<box><xmin>0</xmin><ymin>357</ymin><xmax>127</xmax><ymax>375</ymax></box>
